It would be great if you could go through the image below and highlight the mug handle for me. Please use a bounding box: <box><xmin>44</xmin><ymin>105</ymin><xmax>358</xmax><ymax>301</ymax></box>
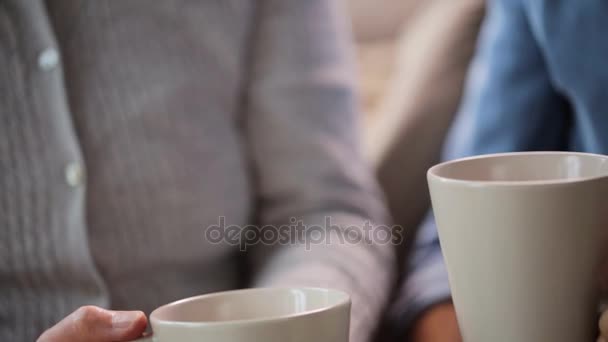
<box><xmin>130</xmin><ymin>332</ymin><xmax>154</xmax><ymax>342</ymax></box>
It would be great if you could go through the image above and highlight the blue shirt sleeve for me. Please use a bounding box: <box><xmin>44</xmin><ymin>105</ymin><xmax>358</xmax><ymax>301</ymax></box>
<box><xmin>391</xmin><ymin>0</ymin><xmax>569</xmax><ymax>336</ymax></box>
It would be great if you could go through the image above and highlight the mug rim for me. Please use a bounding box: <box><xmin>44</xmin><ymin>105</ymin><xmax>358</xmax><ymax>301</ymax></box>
<box><xmin>428</xmin><ymin>151</ymin><xmax>608</xmax><ymax>186</ymax></box>
<box><xmin>149</xmin><ymin>287</ymin><xmax>351</xmax><ymax>327</ymax></box>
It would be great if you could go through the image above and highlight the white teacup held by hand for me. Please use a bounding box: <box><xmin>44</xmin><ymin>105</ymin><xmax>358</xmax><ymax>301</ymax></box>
<box><xmin>428</xmin><ymin>152</ymin><xmax>608</xmax><ymax>342</ymax></box>
<box><xmin>131</xmin><ymin>287</ymin><xmax>351</xmax><ymax>342</ymax></box>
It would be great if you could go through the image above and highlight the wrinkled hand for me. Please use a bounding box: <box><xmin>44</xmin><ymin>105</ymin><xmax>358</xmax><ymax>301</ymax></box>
<box><xmin>37</xmin><ymin>306</ymin><xmax>147</xmax><ymax>342</ymax></box>
<box><xmin>411</xmin><ymin>302</ymin><xmax>461</xmax><ymax>342</ymax></box>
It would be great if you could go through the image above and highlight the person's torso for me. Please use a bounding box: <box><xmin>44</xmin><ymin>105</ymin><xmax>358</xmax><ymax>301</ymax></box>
<box><xmin>0</xmin><ymin>1</ymin><xmax>257</xmax><ymax>339</ymax></box>
<box><xmin>526</xmin><ymin>0</ymin><xmax>608</xmax><ymax>153</ymax></box>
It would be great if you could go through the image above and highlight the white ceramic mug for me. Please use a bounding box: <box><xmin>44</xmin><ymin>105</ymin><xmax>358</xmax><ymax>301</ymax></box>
<box><xmin>131</xmin><ymin>287</ymin><xmax>351</xmax><ymax>342</ymax></box>
<box><xmin>428</xmin><ymin>152</ymin><xmax>608</xmax><ymax>342</ymax></box>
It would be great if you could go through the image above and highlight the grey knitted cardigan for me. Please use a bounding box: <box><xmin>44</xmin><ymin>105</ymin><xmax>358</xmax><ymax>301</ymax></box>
<box><xmin>0</xmin><ymin>0</ymin><xmax>395</xmax><ymax>341</ymax></box>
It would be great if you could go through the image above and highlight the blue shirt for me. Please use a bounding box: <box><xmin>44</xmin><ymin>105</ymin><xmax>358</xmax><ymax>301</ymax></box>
<box><xmin>392</xmin><ymin>0</ymin><xmax>608</xmax><ymax>335</ymax></box>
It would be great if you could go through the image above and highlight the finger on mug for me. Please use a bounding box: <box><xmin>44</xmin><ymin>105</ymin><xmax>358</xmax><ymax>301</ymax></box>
<box><xmin>37</xmin><ymin>306</ymin><xmax>147</xmax><ymax>342</ymax></box>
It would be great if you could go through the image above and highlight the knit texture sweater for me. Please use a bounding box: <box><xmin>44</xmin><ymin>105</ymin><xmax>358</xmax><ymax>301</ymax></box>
<box><xmin>0</xmin><ymin>0</ymin><xmax>395</xmax><ymax>340</ymax></box>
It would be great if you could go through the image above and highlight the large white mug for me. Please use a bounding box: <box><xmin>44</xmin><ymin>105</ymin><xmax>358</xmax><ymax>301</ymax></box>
<box><xmin>132</xmin><ymin>287</ymin><xmax>351</xmax><ymax>342</ymax></box>
<box><xmin>428</xmin><ymin>152</ymin><xmax>608</xmax><ymax>341</ymax></box>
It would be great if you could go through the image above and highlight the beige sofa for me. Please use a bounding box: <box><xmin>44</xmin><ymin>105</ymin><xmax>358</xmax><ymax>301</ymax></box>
<box><xmin>348</xmin><ymin>1</ymin><xmax>486</xmax><ymax>339</ymax></box>
<box><xmin>350</xmin><ymin>0</ymin><xmax>485</xmax><ymax>239</ymax></box>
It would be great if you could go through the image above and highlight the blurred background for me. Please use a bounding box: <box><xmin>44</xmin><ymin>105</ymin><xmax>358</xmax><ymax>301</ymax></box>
<box><xmin>347</xmin><ymin>0</ymin><xmax>484</xmax><ymax>248</ymax></box>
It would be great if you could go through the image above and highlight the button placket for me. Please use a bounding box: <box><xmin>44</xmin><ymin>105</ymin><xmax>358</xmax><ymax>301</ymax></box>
<box><xmin>65</xmin><ymin>162</ymin><xmax>85</xmax><ymax>187</ymax></box>
<box><xmin>38</xmin><ymin>48</ymin><xmax>60</xmax><ymax>71</ymax></box>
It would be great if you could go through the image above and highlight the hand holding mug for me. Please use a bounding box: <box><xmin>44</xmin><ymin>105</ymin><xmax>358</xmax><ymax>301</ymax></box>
<box><xmin>428</xmin><ymin>152</ymin><xmax>608</xmax><ymax>342</ymax></box>
<box><xmin>37</xmin><ymin>306</ymin><xmax>147</xmax><ymax>342</ymax></box>
<box><xmin>39</xmin><ymin>288</ymin><xmax>350</xmax><ymax>342</ymax></box>
<box><xmin>411</xmin><ymin>302</ymin><xmax>461</xmax><ymax>342</ymax></box>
